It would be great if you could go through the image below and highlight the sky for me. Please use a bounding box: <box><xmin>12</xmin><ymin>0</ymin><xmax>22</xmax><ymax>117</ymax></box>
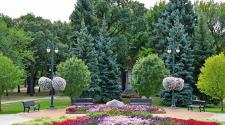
<box><xmin>0</xmin><ymin>0</ymin><xmax>224</xmax><ymax>22</ymax></box>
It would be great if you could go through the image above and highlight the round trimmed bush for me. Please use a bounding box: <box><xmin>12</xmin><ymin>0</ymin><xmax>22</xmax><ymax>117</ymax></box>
<box><xmin>131</xmin><ymin>54</ymin><xmax>169</xmax><ymax>98</ymax></box>
<box><xmin>57</xmin><ymin>57</ymin><xmax>91</xmax><ymax>103</ymax></box>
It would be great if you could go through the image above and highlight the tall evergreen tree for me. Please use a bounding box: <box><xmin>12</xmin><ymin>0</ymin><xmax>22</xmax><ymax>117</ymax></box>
<box><xmin>161</xmin><ymin>16</ymin><xmax>194</xmax><ymax>106</ymax></box>
<box><xmin>70</xmin><ymin>0</ymin><xmax>97</xmax><ymax>35</ymax></box>
<box><xmin>193</xmin><ymin>12</ymin><xmax>216</xmax><ymax>95</ymax></box>
<box><xmin>69</xmin><ymin>20</ymin><xmax>100</xmax><ymax>99</ymax></box>
<box><xmin>95</xmin><ymin>21</ymin><xmax>121</xmax><ymax>102</ymax></box>
<box><xmin>153</xmin><ymin>0</ymin><xmax>197</xmax><ymax>55</ymax></box>
<box><xmin>153</xmin><ymin>1</ymin><xmax>197</xmax><ymax>105</ymax></box>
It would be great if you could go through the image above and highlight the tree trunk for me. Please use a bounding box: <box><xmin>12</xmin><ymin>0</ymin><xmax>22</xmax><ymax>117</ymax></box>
<box><xmin>221</xmin><ymin>98</ymin><xmax>224</xmax><ymax>112</ymax></box>
<box><xmin>24</xmin><ymin>79</ymin><xmax>27</xmax><ymax>88</ymax></box>
<box><xmin>6</xmin><ymin>89</ymin><xmax>8</xmax><ymax>96</ymax></box>
<box><xmin>0</xmin><ymin>95</ymin><xmax>2</xmax><ymax>112</ymax></box>
<box><xmin>18</xmin><ymin>85</ymin><xmax>20</xmax><ymax>93</ymax></box>
<box><xmin>70</xmin><ymin>97</ymin><xmax>73</xmax><ymax>106</ymax></box>
<box><xmin>27</xmin><ymin>65</ymin><xmax>35</xmax><ymax>96</ymax></box>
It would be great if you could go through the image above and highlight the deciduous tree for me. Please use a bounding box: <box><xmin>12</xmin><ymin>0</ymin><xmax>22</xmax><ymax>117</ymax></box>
<box><xmin>197</xmin><ymin>53</ymin><xmax>225</xmax><ymax>112</ymax></box>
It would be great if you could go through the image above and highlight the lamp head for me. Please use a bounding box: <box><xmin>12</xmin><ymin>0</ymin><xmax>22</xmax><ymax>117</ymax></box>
<box><xmin>167</xmin><ymin>49</ymin><xmax>172</xmax><ymax>54</ymax></box>
<box><xmin>176</xmin><ymin>48</ymin><xmax>180</xmax><ymax>53</ymax></box>
<box><xmin>47</xmin><ymin>47</ymin><xmax>51</xmax><ymax>53</ymax></box>
<box><xmin>54</xmin><ymin>47</ymin><xmax>59</xmax><ymax>53</ymax></box>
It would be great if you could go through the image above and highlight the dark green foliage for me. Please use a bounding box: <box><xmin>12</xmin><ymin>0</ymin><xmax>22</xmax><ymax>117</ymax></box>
<box><xmin>193</xmin><ymin>12</ymin><xmax>216</xmax><ymax>95</ymax></box>
<box><xmin>95</xmin><ymin>21</ymin><xmax>121</xmax><ymax>102</ymax></box>
<box><xmin>196</xmin><ymin>1</ymin><xmax>225</xmax><ymax>53</ymax></box>
<box><xmin>161</xmin><ymin>18</ymin><xmax>194</xmax><ymax>106</ymax></box>
<box><xmin>69</xmin><ymin>20</ymin><xmax>100</xmax><ymax>100</ymax></box>
<box><xmin>161</xmin><ymin>84</ymin><xmax>193</xmax><ymax>106</ymax></box>
<box><xmin>153</xmin><ymin>0</ymin><xmax>198</xmax><ymax>55</ymax></box>
<box><xmin>155</xmin><ymin>0</ymin><xmax>197</xmax><ymax>106</ymax></box>
<box><xmin>166</xmin><ymin>0</ymin><xmax>198</xmax><ymax>37</ymax></box>
<box><xmin>70</xmin><ymin>0</ymin><xmax>97</xmax><ymax>35</ymax></box>
<box><xmin>164</xmin><ymin>18</ymin><xmax>194</xmax><ymax>85</ymax></box>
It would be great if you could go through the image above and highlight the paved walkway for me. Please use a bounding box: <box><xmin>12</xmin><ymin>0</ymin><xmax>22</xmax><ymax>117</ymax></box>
<box><xmin>0</xmin><ymin>114</ymin><xmax>32</xmax><ymax>125</ymax></box>
<box><xmin>0</xmin><ymin>108</ymin><xmax>224</xmax><ymax>125</ymax></box>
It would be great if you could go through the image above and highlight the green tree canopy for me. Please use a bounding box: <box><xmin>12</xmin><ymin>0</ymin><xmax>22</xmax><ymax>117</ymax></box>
<box><xmin>0</xmin><ymin>19</ymin><xmax>33</xmax><ymax>68</ymax></box>
<box><xmin>193</xmin><ymin>11</ymin><xmax>216</xmax><ymax>95</ymax></box>
<box><xmin>57</xmin><ymin>57</ymin><xmax>91</xmax><ymax>104</ymax></box>
<box><xmin>131</xmin><ymin>54</ymin><xmax>169</xmax><ymax>98</ymax></box>
<box><xmin>197</xmin><ymin>53</ymin><xmax>225</xmax><ymax>111</ymax></box>
<box><xmin>0</xmin><ymin>53</ymin><xmax>24</xmax><ymax>111</ymax></box>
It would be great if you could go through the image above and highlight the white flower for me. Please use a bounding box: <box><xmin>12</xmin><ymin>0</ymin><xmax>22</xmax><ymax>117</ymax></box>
<box><xmin>52</xmin><ymin>77</ymin><xmax>66</xmax><ymax>91</ymax></box>
<box><xmin>162</xmin><ymin>77</ymin><xmax>184</xmax><ymax>91</ymax></box>
<box><xmin>38</xmin><ymin>77</ymin><xmax>52</xmax><ymax>90</ymax></box>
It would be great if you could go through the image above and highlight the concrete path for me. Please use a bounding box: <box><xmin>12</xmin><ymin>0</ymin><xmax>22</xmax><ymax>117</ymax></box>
<box><xmin>0</xmin><ymin>114</ymin><xmax>32</xmax><ymax>125</ymax></box>
<box><xmin>208</xmin><ymin>113</ymin><xmax>225</xmax><ymax>121</ymax></box>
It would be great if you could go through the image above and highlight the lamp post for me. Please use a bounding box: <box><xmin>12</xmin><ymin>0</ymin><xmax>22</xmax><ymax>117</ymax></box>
<box><xmin>47</xmin><ymin>43</ymin><xmax>58</xmax><ymax>109</ymax></box>
<box><xmin>167</xmin><ymin>41</ymin><xmax>180</xmax><ymax>108</ymax></box>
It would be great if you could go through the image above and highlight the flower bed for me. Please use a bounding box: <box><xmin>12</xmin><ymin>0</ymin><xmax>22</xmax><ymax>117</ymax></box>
<box><xmin>66</xmin><ymin>104</ymin><xmax>165</xmax><ymax>114</ymax></box>
<box><xmin>62</xmin><ymin>104</ymin><xmax>219</xmax><ymax>125</ymax></box>
<box><xmin>53</xmin><ymin>116</ymin><xmax>220</xmax><ymax>125</ymax></box>
<box><xmin>173</xmin><ymin>118</ymin><xmax>219</xmax><ymax>125</ymax></box>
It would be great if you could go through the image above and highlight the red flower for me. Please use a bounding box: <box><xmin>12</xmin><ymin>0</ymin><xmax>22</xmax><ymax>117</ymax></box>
<box><xmin>173</xmin><ymin>118</ymin><xmax>219</xmax><ymax>125</ymax></box>
<box><xmin>53</xmin><ymin>116</ymin><xmax>89</xmax><ymax>125</ymax></box>
<box><xmin>66</xmin><ymin>106</ymin><xmax>78</xmax><ymax>113</ymax></box>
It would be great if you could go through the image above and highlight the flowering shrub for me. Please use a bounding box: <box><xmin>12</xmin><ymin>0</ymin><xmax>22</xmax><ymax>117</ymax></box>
<box><xmin>173</xmin><ymin>118</ymin><xmax>219</xmax><ymax>125</ymax></box>
<box><xmin>38</xmin><ymin>77</ymin><xmax>52</xmax><ymax>90</ymax></box>
<box><xmin>163</xmin><ymin>77</ymin><xmax>184</xmax><ymax>91</ymax></box>
<box><xmin>52</xmin><ymin>77</ymin><xmax>66</xmax><ymax>91</ymax></box>
<box><xmin>66</xmin><ymin>104</ymin><xmax>166</xmax><ymax>114</ymax></box>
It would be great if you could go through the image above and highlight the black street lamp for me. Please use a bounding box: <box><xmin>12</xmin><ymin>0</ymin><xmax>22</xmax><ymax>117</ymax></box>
<box><xmin>167</xmin><ymin>41</ymin><xmax>180</xmax><ymax>108</ymax></box>
<box><xmin>47</xmin><ymin>43</ymin><xmax>58</xmax><ymax>109</ymax></box>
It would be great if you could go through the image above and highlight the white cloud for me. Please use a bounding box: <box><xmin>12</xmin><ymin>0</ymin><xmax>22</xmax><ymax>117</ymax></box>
<box><xmin>0</xmin><ymin>0</ymin><xmax>224</xmax><ymax>22</ymax></box>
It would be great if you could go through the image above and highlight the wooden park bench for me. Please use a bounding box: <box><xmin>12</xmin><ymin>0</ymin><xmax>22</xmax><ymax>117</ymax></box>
<box><xmin>71</xmin><ymin>98</ymin><xmax>94</xmax><ymax>105</ymax></box>
<box><xmin>129</xmin><ymin>98</ymin><xmax>152</xmax><ymax>106</ymax></box>
<box><xmin>22</xmin><ymin>100</ymin><xmax>40</xmax><ymax>112</ymax></box>
<box><xmin>187</xmin><ymin>100</ymin><xmax>206</xmax><ymax>112</ymax></box>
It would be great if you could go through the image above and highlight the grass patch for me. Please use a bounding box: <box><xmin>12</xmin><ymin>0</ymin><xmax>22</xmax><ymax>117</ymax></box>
<box><xmin>0</xmin><ymin>98</ymin><xmax>70</xmax><ymax>114</ymax></box>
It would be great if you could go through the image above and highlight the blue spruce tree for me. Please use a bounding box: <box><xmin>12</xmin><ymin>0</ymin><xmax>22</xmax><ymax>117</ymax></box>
<box><xmin>95</xmin><ymin>21</ymin><xmax>121</xmax><ymax>102</ymax></box>
<box><xmin>69</xmin><ymin>20</ymin><xmax>101</xmax><ymax>100</ymax></box>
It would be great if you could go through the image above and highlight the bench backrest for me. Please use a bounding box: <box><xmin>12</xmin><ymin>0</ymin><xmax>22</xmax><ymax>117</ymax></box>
<box><xmin>130</xmin><ymin>98</ymin><xmax>152</xmax><ymax>103</ymax></box>
<box><xmin>192</xmin><ymin>100</ymin><xmax>206</xmax><ymax>106</ymax></box>
<box><xmin>72</xmin><ymin>98</ymin><xmax>93</xmax><ymax>103</ymax></box>
<box><xmin>22</xmin><ymin>101</ymin><xmax>36</xmax><ymax>107</ymax></box>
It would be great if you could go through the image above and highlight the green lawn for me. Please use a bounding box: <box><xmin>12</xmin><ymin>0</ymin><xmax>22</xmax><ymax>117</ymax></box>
<box><xmin>1</xmin><ymin>96</ymin><xmax>225</xmax><ymax>114</ymax></box>
<box><xmin>0</xmin><ymin>98</ymin><xmax>70</xmax><ymax>114</ymax></box>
